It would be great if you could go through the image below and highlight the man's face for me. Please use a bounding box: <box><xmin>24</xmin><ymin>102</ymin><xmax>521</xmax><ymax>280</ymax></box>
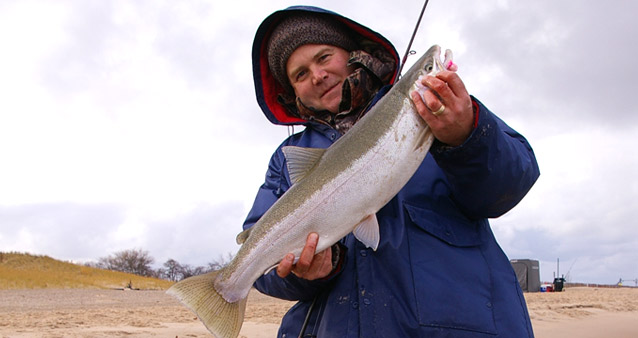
<box><xmin>286</xmin><ymin>44</ymin><xmax>354</xmax><ymax>114</ymax></box>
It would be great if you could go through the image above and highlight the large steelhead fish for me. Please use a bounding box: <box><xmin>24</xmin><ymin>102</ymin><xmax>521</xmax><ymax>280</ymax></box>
<box><xmin>168</xmin><ymin>45</ymin><xmax>452</xmax><ymax>338</ymax></box>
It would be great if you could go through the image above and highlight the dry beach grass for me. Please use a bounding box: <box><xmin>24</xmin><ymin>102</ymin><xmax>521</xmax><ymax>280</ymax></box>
<box><xmin>1</xmin><ymin>253</ymin><xmax>637</xmax><ymax>337</ymax></box>
<box><xmin>0</xmin><ymin>252</ymin><xmax>172</xmax><ymax>290</ymax></box>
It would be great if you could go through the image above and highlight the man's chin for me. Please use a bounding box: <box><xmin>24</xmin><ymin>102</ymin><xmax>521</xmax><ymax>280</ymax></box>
<box><xmin>321</xmin><ymin>97</ymin><xmax>342</xmax><ymax>114</ymax></box>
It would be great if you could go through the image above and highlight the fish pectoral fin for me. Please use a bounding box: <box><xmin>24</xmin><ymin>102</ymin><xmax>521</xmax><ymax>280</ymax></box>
<box><xmin>353</xmin><ymin>214</ymin><xmax>380</xmax><ymax>251</ymax></box>
<box><xmin>282</xmin><ymin>146</ymin><xmax>326</xmax><ymax>184</ymax></box>
<box><xmin>236</xmin><ymin>227</ymin><xmax>252</xmax><ymax>245</ymax></box>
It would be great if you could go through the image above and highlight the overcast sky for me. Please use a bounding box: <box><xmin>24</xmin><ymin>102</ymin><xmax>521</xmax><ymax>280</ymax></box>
<box><xmin>1</xmin><ymin>0</ymin><xmax>636</xmax><ymax>285</ymax></box>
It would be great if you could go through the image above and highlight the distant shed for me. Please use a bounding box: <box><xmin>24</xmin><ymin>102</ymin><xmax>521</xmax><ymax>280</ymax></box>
<box><xmin>511</xmin><ymin>259</ymin><xmax>540</xmax><ymax>292</ymax></box>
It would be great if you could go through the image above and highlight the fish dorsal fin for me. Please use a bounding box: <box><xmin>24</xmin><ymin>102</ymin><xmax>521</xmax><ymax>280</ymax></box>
<box><xmin>236</xmin><ymin>227</ymin><xmax>252</xmax><ymax>245</ymax></box>
<box><xmin>281</xmin><ymin>146</ymin><xmax>326</xmax><ymax>184</ymax></box>
<box><xmin>353</xmin><ymin>214</ymin><xmax>380</xmax><ymax>251</ymax></box>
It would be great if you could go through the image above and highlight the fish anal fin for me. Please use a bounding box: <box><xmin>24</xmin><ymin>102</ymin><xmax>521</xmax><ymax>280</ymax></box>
<box><xmin>263</xmin><ymin>263</ymin><xmax>278</xmax><ymax>275</ymax></box>
<box><xmin>282</xmin><ymin>146</ymin><xmax>326</xmax><ymax>184</ymax></box>
<box><xmin>167</xmin><ymin>270</ymin><xmax>247</xmax><ymax>338</ymax></box>
<box><xmin>263</xmin><ymin>255</ymin><xmax>301</xmax><ymax>276</ymax></box>
<box><xmin>353</xmin><ymin>214</ymin><xmax>380</xmax><ymax>251</ymax></box>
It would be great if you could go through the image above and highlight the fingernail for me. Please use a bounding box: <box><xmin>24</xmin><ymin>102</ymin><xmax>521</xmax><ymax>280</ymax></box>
<box><xmin>309</xmin><ymin>233</ymin><xmax>318</xmax><ymax>242</ymax></box>
<box><xmin>287</xmin><ymin>253</ymin><xmax>295</xmax><ymax>261</ymax></box>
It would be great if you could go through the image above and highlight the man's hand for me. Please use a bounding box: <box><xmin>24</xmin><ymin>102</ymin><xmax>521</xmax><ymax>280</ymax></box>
<box><xmin>410</xmin><ymin>70</ymin><xmax>474</xmax><ymax>147</ymax></box>
<box><xmin>276</xmin><ymin>233</ymin><xmax>334</xmax><ymax>280</ymax></box>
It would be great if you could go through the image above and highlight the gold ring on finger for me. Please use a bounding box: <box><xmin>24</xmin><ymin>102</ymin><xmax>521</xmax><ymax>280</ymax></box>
<box><xmin>432</xmin><ymin>104</ymin><xmax>446</xmax><ymax>116</ymax></box>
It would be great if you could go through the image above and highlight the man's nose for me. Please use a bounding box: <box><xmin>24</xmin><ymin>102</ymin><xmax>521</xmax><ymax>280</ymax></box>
<box><xmin>310</xmin><ymin>67</ymin><xmax>328</xmax><ymax>85</ymax></box>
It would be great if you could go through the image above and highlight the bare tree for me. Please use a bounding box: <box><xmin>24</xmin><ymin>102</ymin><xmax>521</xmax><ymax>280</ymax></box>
<box><xmin>208</xmin><ymin>252</ymin><xmax>235</xmax><ymax>271</ymax></box>
<box><xmin>97</xmin><ymin>249</ymin><xmax>155</xmax><ymax>277</ymax></box>
<box><xmin>162</xmin><ymin>258</ymin><xmax>182</xmax><ymax>281</ymax></box>
<box><xmin>179</xmin><ymin>264</ymin><xmax>207</xmax><ymax>279</ymax></box>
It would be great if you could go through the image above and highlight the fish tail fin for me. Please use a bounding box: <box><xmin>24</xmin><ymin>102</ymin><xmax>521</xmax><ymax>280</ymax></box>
<box><xmin>167</xmin><ymin>270</ymin><xmax>247</xmax><ymax>338</ymax></box>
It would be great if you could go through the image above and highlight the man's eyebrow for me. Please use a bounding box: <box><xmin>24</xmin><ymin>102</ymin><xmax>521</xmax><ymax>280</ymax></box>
<box><xmin>288</xmin><ymin>46</ymin><xmax>336</xmax><ymax>80</ymax></box>
<box><xmin>287</xmin><ymin>64</ymin><xmax>304</xmax><ymax>81</ymax></box>
<box><xmin>312</xmin><ymin>46</ymin><xmax>334</xmax><ymax>59</ymax></box>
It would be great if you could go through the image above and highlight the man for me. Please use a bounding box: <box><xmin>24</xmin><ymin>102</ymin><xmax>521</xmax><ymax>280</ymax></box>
<box><xmin>244</xmin><ymin>6</ymin><xmax>539</xmax><ymax>337</ymax></box>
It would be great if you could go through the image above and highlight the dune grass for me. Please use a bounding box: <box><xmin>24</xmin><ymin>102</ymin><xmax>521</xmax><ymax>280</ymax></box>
<box><xmin>0</xmin><ymin>252</ymin><xmax>173</xmax><ymax>290</ymax></box>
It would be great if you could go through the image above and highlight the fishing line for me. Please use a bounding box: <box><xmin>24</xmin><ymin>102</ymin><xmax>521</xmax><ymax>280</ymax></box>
<box><xmin>394</xmin><ymin>0</ymin><xmax>431</xmax><ymax>82</ymax></box>
<box><xmin>298</xmin><ymin>296</ymin><xmax>318</xmax><ymax>338</ymax></box>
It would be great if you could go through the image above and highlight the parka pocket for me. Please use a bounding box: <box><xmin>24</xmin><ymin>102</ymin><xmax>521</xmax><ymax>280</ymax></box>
<box><xmin>404</xmin><ymin>202</ymin><xmax>497</xmax><ymax>335</ymax></box>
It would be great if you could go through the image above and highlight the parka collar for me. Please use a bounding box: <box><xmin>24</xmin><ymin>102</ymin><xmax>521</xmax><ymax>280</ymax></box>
<box><xmin>252</xmin><ymin>6</ymin><xmax>400</xmax><ymax>126</ymax></box>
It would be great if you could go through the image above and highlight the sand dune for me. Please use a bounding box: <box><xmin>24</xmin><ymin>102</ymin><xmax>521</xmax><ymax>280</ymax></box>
<box><xmin>0</xmin><ymin>287</ymin><xmax>636</xmax><ymax>337</ymax></box>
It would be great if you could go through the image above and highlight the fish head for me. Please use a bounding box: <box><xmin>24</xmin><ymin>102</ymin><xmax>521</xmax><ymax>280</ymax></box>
<box><xmin>419</xmin><ymin>44</ymin><xmax>455</xmax><ymax>76</ymax></box>
<box><xmin>423</xmin><ymin>44</ymin><xmax>446</xmax><ymax>76</ymax></box>
<box><xmin>396</xmin><ymin>45</ymin><xmax>453</xmax><ymax>100</ymax></box>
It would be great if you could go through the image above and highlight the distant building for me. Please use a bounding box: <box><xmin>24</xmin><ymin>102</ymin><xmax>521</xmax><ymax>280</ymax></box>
<box><xmin>510</xmin><ymin>259</ymin><xmax>541</xmax><ymax>292</ymax></box>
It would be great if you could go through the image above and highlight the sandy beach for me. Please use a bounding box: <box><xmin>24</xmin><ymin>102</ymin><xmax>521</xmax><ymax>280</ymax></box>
<box><xmin>0</xmin><ymin>286</ymin><xmax>636</xmax><ymax>337</ymax></box>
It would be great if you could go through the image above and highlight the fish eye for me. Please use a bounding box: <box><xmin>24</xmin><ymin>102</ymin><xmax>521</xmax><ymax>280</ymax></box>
<box><xmin>424</xmin><ymin>64</ymin><xmax>433</xmax><ymax>72</ymax></box>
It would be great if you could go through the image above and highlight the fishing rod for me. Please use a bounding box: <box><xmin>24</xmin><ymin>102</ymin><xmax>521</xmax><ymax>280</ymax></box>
<box><xmin>394</xmin><ymin>0</ymin><xmax>431</xmax><ymax>82</ymax></box>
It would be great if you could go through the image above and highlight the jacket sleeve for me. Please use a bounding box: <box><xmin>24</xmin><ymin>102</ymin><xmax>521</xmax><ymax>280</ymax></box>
<box><xmin>242</xmin><ymin>142</ymin><xmax>337</xmax><ymax>302</ymax></box>
<box><xmin>430</xmin><ymin>96</ymin><xmax>540</xmax><ymax>219</ymax></box>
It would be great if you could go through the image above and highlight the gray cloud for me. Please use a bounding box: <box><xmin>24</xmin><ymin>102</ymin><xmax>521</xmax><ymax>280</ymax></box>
<box><xmin>0</xmin><ymin>203</ymin><xmax>126</xmax><ymax>261</ymax></box>
<box><xmin>0</xmin><ymin>201</ymin><xmax>247</xmax><ymax>269</ymax></box>
<box><xmin>457</xmin><ymin>1</ymin><xmax>638</xmax><ymax>128</ymax></box>
<box><xmin>145</xmin><ymin>201</ymin><xmax>246</xmax><ymax>268</ymax></box>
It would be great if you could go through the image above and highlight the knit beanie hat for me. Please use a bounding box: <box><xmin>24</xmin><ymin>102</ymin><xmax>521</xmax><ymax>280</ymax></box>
<box><xmin>267</xmin><ymin>12</ymin><xmax>359</xmax><ymax>93</ymax></box>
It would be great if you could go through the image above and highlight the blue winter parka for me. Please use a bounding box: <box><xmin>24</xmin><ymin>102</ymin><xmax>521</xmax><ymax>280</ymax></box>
<box><xmin>244</xmin><ymin>6</ymin><xmax>540</xmax><ymax>338</ymax></box>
